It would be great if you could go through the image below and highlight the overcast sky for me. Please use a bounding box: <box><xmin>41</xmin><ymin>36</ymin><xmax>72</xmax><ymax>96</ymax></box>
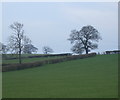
<box><xmin>2</xmin><ymin>2</ymin><xmax>118</xmax><ymax>54</ymax></box>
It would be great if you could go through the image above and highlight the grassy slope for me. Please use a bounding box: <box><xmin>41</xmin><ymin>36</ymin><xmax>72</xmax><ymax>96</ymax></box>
<box><xmin>3</xmin><ymin>54</ymin><xmax>118</xmax><ymax>98</ymax></box>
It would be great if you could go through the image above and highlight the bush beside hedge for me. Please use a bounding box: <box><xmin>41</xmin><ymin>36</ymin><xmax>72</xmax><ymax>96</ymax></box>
<box><xmin>2</xmin><ymin>53</ymin><xmax>96</xmax><ymax>72</ymax></box>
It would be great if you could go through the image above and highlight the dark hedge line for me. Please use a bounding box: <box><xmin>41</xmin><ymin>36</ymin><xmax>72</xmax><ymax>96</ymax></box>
<box><xmin>3</xmin><ymin>53</ymin><xmax>72</xmax><ymax>60</ymax></box>
<box><xmin>2</xmin><ymin>53</ymin><xmax>96</xmax><ymax>72</ymax></box>
<box><xmin>106</xmin><ymin>50</ymin><xmax>120</xmax><ymax>54</ymax></box>
<box><xmin>2</xmin><ymin>64</ymin><xmax>10</xmax><ymax>66</ymax></box>
<box><xmin>28</xmin><ymin>53</ymin><xmax>72</xmax><ymax>58</ymax></box>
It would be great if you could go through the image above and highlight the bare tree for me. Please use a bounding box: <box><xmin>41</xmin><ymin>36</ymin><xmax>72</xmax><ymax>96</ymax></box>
<box><xmin>8</xmin><ymin>22</ymin><xmax>31</xmax><ymax>64</ymax></box>
<box><xmin>68</xmin><ymin>25</ymin><xmax>101</xmax><ymax>54</ymax></box>
<box><xmin>23</xmin><ymin>44</ymin><xmax>38</xmax><ymax>54</ymax></box>
<box><xmin>0</xmin><ymin>42</ymin><xmax>8</xmax><ymax>54</ymax></box>
<box><xmin>43</xmin><ymin>46</ymin><xmax>53</xmax><ymax>54</ymax></box>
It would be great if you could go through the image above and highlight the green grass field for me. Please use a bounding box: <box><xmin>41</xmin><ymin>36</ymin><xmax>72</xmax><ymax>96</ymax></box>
<box><xmin>2</xmin><ymin>54</ymin><xmax>118</xmax><ymax>98</ymax></box>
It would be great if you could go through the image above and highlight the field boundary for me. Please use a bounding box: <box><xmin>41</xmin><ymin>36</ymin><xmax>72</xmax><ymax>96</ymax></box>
<box><xmin>2</xmin><ymin>53</ymin><xmax>72</xmax><ymax>60</ymax></box>
<box><xmin>2</xmin><ymin>53</ymin><xmax>96</xmax><ymax>72</ymax></box>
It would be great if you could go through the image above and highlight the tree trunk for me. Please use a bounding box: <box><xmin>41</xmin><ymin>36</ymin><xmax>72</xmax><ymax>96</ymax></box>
<box><xmin>19</xmin><ymin>52</ymin><xmax>22</xmax><ymax>64</ymax></box>
<box><xmin>85</xmin><ymin>48</ymin><xmax>88</xmax><ymax>54</ymax></box>
<box><xmin>18</xmin><ymin>39</ymin><xmax>22</xmax><ymax>64</ymax></box>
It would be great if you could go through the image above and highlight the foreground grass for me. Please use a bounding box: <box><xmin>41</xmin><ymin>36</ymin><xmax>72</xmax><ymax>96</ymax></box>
<box><xmin>3</xmin><ymin>54</ymin><xmax>118</xmax><ymax>98</ymax></box>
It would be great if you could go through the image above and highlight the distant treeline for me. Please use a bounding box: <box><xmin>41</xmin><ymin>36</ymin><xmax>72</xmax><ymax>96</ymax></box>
<box><xmin>2</xmin><ymin>53</ymin><xmax>96</xmax><ymax>72</ymax></box>
<box><xmin>105</xmin><ymin>50</ymin><xmax>120</xmax><ymax>54</ymax></box>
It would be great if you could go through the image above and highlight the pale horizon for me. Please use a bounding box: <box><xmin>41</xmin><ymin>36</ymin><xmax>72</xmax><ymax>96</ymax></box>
<box><xmin>1</xmin><ymin>2</ymin><xmax>118</xmax><ymax>54</ymax></box>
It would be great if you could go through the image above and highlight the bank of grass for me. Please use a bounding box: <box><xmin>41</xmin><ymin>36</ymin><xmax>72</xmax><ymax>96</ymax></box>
<box><xmin>3</xmin><ymin>54</ymin><xmax>118</xmax><ymax>98</ymax></box>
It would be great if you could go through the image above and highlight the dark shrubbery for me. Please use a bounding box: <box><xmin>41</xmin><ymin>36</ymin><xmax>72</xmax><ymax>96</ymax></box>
<box><xmin>3</xmin><ymin>53</ymin><xmax>72</xmax><ymax>60</ymax></box>
<box><xmin>2</xmin><ymin>53</ymin><xmax>96</xmax><ymax>72</ymax></box>
<box><xmin>106</xmin><ymin>50</ymin><xmax>120</xmax><ymax>54</ymax></box>
<box><xmin>28</xmin><ymin>53</ymin><xmax>72</xmax><ymax>58</ymax></box>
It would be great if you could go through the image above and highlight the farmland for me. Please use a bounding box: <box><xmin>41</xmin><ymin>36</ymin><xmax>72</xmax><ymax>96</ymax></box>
<box><xmin>2</xmin><ymin>54</ymin><xmax>118</xmax><ymax>98</ymax></box>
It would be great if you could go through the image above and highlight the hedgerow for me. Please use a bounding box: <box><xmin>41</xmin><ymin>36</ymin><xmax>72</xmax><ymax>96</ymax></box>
<box><xmin>2</xmin><ymin>53</ymin><xmax>96</xmax><ymax>72</ymax></box>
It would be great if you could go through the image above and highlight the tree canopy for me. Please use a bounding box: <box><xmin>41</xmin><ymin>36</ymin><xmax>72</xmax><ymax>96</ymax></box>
<box><xmin>43</xmin><ymin>46</ymin><xmax>53</xmax><ymax>54</ymax></box>
<box><xmin>68</xmin><ymin>25</ymin><xmax>101</xmax><ymax>54</ymax></box>
<box><xmin>23</xmin><ymin>44</ymin><xmax>38</xmax><ymax>54</ymax></box>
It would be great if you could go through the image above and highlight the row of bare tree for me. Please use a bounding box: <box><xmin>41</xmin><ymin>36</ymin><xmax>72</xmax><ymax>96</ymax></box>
<box><xmin>1</xmin><ymin>22</ymin><xmax>102</xmax><ymax>64</ymax></box>
<box><xmin>0</xmin><ymin>22</ymin><xmax>53</xmax><ymax>64</ymax></box>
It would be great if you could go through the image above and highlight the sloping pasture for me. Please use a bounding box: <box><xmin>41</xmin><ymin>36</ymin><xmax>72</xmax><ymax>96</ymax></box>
<box><xmin>2</xmin><ymin>54</ymin><xmax>118</xmax><ymax>98</ymax></box>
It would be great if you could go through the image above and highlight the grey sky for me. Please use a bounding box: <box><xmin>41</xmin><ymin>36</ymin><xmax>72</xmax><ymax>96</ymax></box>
<box><xmin>2</xmin><ymin>2</ymin><xmax>118</xmax><ymax>54</ymax></box>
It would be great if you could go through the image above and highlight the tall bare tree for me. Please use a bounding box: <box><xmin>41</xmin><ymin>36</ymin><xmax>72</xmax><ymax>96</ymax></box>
<box><xmin>43</xmin><ymin>46</ymin><xmax>53</xmax><ymax>54</ymax></box>
<box><xmin>68</xmin><ymin>25</ymin><xmax>101</xmax><ymax>54</ymax></box>
<box><xmin>8</xmin><ymin>22</ymin><xmax>31</xmax><ymax>64</ymax></box>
